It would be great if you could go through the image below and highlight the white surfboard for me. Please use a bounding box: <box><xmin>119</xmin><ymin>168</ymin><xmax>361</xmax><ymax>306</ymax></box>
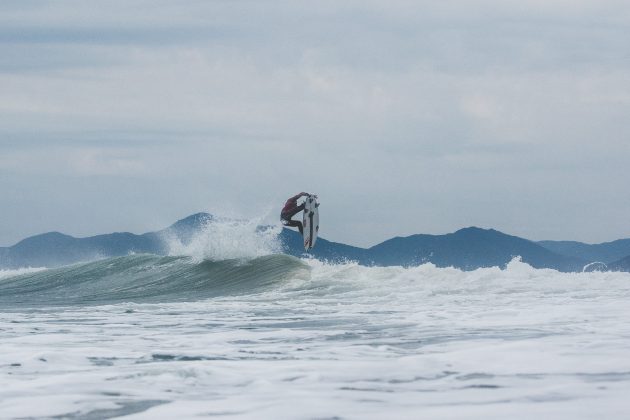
<box><xmin>302</xmin><ymin>195</ymin><xmax>319</xmax><ymax>251</ymax></box>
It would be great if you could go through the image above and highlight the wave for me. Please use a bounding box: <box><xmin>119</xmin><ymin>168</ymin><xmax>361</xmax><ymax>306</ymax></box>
<box><xmin>0</xmin><ymin>267</ymin><xmax>47</xmax><ymax>280</ymax></box>
<box><xmin>3</xmin><ymin>253</ymin><xmax>629</xmax><ymax>310</ymax></box>
<box><xmin>0</xmin><ymin>254</ymin><xmax>309</xmax><ymax>308</ymax></box>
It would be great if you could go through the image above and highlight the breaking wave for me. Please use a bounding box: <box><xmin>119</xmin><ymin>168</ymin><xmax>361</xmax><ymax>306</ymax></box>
<box><xmin>0</xmin><ymin>254</ymin><xmax>309</xmax><ymax>307</ymax></box>
<box><xmin>2</xmin><ymin>253</ymin><xmax>629</xmax><ymax>309</ymax></box>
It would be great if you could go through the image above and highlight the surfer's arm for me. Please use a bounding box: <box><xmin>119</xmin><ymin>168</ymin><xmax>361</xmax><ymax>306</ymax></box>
<box><xmin>289</xmin><ymin>192</ymin><xmax>309</xmax><ymax>201</ymax></box>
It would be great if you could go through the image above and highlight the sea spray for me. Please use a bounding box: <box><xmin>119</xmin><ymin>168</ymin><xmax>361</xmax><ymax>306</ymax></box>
<box><xmin>165</xmin><ymin>215</ymin><xmax>283</xmax><ymax>262</ymax></box>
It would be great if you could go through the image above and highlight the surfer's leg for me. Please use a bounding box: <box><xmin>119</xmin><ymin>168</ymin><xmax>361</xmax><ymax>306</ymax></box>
<box><xmin>285</xmin><ymin>219</ymin><xmax>303</xmax><ymax>235</ymax></box>
<box><xmin>281</xmin><ymin>205</ymin><xmax>305</xmax><ymax>234</ymax></box>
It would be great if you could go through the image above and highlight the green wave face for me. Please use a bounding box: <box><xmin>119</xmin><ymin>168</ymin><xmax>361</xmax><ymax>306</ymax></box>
<box><xmin>0</xmin><ymin>254</ymin><xmax>309</xmax><ymax>307</ymax></box>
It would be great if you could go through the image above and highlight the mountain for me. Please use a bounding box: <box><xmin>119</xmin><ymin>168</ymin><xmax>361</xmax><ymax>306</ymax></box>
<box><xmin>0</xmin><ymin>213</ymin><xmax>221</xmax><ymax>269</ymax></box>
<box><xmin>608</xmin><ymin>255</ymin><xmax>630</xmax><ymax>272</ymax></box>
<box><xmin>538</xmin><ymin>239</ymin><xmax>630</xmax><ymax>264</ymax></box>
<box><xmin>281</xmin><ymin>226</ymin><xmax>585</xmax><ymax>271</ymax></box>
<box><xmin>0</xmin><ymin>213</ymin><xmax>596</xmax><ymax>272</ymax></box>
<box><xmin>363</xmin><ymin>227</ymin><xmax>585</xmax><ymax>271</ymax></box>
<box><xmin>165</xmin><ymin>212</ymin><xmax>216</xmax><ymax>244</ymax></box>
<box><xmin>1</xmin><ymin>231</ymin><xmax>165</xmax><ymax>269</ymax></box>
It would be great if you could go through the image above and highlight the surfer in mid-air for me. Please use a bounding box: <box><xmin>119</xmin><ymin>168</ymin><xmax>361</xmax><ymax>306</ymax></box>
<box><xmin>280</xmin><ymin>192</ymin><xmax>314</xmax><ymax>235</ymax></box>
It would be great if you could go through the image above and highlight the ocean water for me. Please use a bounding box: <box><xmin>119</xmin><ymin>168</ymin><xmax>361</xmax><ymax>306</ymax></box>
<box><xmin>1</xmin><ymin>225</ymin><xmax>630</xmax><ymax>419</ymax></box>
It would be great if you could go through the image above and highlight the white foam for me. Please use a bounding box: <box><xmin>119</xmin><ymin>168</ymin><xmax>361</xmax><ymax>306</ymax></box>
<box><xmin>165</xmin><ymin>215</ymin><xmax>282</xmax><ymax>262</ymax></box>
<box><xmin>2</xmin><ymin>260</ymin><xmax>630</xmax><ymax>419</ymax></box>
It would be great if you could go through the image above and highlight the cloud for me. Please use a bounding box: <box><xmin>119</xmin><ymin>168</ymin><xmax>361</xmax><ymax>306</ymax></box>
<box><xmin>0</xmin><ymin>0</ymin><xmax>629</xmax><ymax>245</ymax></box>
<box><xmin>0</xmin><ymin>146</ymin><xmax>148</xmax><ymax>176</ymax></box>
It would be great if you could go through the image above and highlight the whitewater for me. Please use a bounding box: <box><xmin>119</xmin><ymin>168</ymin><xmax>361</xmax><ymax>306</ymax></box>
<box><xmin>1</xmin><ymin>222</ymin><xmax>630</xmax><ymax>419</ymax></box>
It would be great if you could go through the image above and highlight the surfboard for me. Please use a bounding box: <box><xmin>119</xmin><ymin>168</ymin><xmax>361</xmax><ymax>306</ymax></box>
<box><xmin>302</xmin><ymin>195</ymin><xmax>319</xmax><ymax>251</ymax></box>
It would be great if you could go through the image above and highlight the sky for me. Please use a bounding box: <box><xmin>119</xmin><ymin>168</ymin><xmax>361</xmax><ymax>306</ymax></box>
<box><xmin>1</xmin><ymin>0</ymin><xmax>630</xmax><ymax>247</ymax></box>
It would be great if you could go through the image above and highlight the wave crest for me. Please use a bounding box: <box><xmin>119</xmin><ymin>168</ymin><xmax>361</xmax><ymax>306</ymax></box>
<box><xmin>0</xmin><ymin>254</ymin><xmax>309</xmax><ymax>307</ymax></box>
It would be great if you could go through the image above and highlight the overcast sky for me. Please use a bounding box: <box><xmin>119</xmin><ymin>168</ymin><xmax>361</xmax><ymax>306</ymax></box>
<box><xmin>1</xmin><ymin>0</ymin><xmax>629</xmax><ymax>247</ymax></box>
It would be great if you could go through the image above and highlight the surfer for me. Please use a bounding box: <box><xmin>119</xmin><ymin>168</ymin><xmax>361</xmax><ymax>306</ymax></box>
<box><xmin>280</xmin><ymin>192</ymin><xmax>313</xmax><ymax>235</ymax></box>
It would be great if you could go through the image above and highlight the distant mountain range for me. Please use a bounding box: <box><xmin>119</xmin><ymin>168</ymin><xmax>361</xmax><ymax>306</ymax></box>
<box><xmin>537</xmin><ymin>240</ymin><xmax>630</xmax><ymax>264</ymax></box>
<box><xmin>1</xmin><ymin>213</ymin><xmax>629</xmax><ymax>272</ymax></box>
